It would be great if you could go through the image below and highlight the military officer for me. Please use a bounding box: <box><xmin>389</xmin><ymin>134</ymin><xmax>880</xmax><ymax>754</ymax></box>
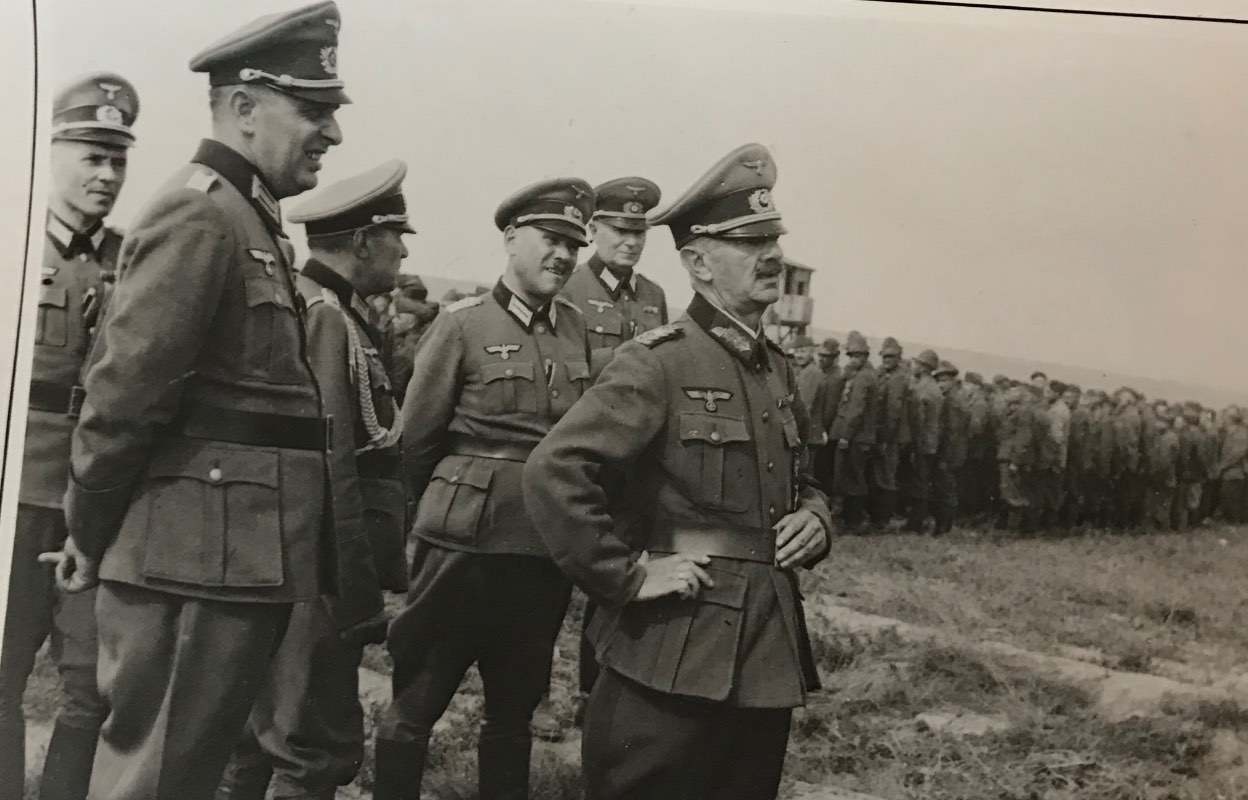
<box><xmin>1037</xmin><ymin>380</ymin><xmax>1071</xmax><ymax>530</ymax></box>
<box><xmin>1144</xmin><ymin>405</ymin><xmax>1179</xmax><ymax>530</ymax></box>
<box><xmin>53</xmin><ymin>5</ymin><xmax>349</xmax><ymax>798</ymax></box>
<box><xmin>904</xmin><ymin>349</ymin><xmax>943</xmax><ymax>533</ymax></box>
<box><xmin>555</xmin><ymin>176</ymin><xmax>666</xmax><ymax>726</ymax></box>
<box><xmin>827</xmin><ymin>331</ymin><xmax>876</xmax><ymax>529</ymax></box>
<box><xmin>215</xmin><ymin>161</ymin><xmax>414</xmax><ymax>800</ymax></box>
<box><xmin>373</xmin><ymin>178</ymin><xmax>596</xmax><ymax>800</ymax></box>
<box><xmin>563</xmin><ymin>177</ymin><xmax>667</xmax><ymax>355</ymax></box>
<box><xmin>1217</xmin><ymin>407</ymin><xmax>1248</xmax><ymax>523</ymax></box>
<box><xmin>870</xmin><ymin>336</ymin><xmax>909</xmax><ymax>525</ymax></box>
<box><xmin>0</xmin><ymin>72</ymin><xmax>138</xmax><ymax>800</ymax></box>
<box><xmin>524</xmin><ymin>143</ymin><xmax>831</xmax><ymax>800</ymax></box>
<box><xmin>961</xmin><ymin>372</ymin><xmax>994</xmax><ymax>519</ymax></box>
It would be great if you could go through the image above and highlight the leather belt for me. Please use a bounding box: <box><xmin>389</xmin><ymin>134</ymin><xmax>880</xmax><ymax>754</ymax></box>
<box><xmin>446</xmin><ymin>433</ymin><xmax>535</xmax><ymax>462</ymax></box>
<box><xmin>649</xmin><ymin>523</ymin><xmax>775</xmax><ymax>564</ymax></box>
<box><xmin>173</xmin><ymin>404</ymin><xmax>332</xmax><ymax>452</ymax></box>
<box><xmin>29</xmin><ymin>381</ymin><xmax>86</xmax><ymax>417</ymax></box>
<box><xmin>357</xmin><ymin>449</ymin><xmax>400</xmax><ymax>479</ymax></box>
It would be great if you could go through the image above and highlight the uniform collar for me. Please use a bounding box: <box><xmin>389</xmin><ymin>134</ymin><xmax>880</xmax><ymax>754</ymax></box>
<box><xmin>46</xmin><ymin>211</ymin><xmax>106</xmax><ymax>259</ymax></box>
<box><xmin>191</xmin><ymin>139</ymin><xmax>283</xmax><ymax>233</ymax></box>
<box><xmin>300</xmin><ymin>258</ymin><xmax>374</xmax><ymax>321</ymax></box>
<box><xmin>589</xmin><ymin>254</ymin><xmax>637</xmax><ymax>300</ymax></box>
<box><xmin>493</xmin><ymin>279</ymin><xmax>556</xmax><ymax>331</ymax></box>
<box><xmin>687</xmin><ymin>292</ymin><xmax>770</xmax><ymax>372</ymax></box>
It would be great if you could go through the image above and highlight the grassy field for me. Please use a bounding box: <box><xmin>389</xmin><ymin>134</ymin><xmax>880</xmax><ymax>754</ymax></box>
<box><xmin>22</xmin><ymin>522</ymin><xmax>1248</xmax><ymax>799</ymax></box>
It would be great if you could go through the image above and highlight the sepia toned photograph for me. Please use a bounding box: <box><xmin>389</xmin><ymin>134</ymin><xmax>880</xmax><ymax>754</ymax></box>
<box><xmin>1</xmin><ymin>1</ymin><xmax>1246</xmax><ymax>798</ymax></box>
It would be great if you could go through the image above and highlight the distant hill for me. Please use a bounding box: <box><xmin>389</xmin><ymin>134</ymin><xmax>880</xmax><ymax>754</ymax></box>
<box><xmin>402</xmin><ymin>271</ymin><xmax>1248</xmax><ymax>410</ymax></box>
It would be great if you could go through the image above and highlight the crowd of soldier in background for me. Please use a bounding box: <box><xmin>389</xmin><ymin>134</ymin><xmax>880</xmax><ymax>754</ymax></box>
<box><xmin>785</xmin><ymin>334</ymin><xmax>1248</xmax><ymax>535</ymax></box>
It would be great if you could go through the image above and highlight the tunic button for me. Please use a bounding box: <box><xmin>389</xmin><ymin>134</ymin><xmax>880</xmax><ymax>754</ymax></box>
<box><xmin>450</xmin><ymin>475</ymin><xmax>460</xmax><ymax>484</ymax></box>
<box><xmin>761</xmin><ymin>411</ymin><xmax>770</xmax><ymax>422</ymax></box>
<box><xmin>769</xmin><ymin>504</ymin><xmax>777</xmax><ymax>517</ymax></box>
<box><xmin>767</xmin><ymin>460</ymin><xmax>775</xmax><ymax>471</ymax></box>
<box><xmin>594</xmin><ymin>325</ymin><xmax>604</xmax><ymax>333</ymax></box>
<box><xmin>537</xmin><ymin>325</ymin><xmax>547</xmax><ymax>334</ymax></box>
<box><xmin>550</xmin><ymin>389</ymin><xmax>560</xmax><ymax>398</ymax></box>
<box><xmin>710</xmin><ymin>431</ymin><xmax>721</xmax><ymax>442</ymax></box>
<box><xmin>208</xmin><ymin>467</ymin><xmax>223</xmax><ymax>483</ymax></box>
<box><xmin>504</xmin><ymin>368</ymin><xmax>514</xmax><ymax>377</ymax></box>
<box><xmin>264</xmin><ymin>264</ymin><xmax>275</xmax><ymax>277</ymax></box>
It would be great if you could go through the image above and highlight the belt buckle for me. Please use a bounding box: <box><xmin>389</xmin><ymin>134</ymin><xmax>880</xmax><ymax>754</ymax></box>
<box><xmin>68</xmin><ymin>385</ymin><xmax>86</xmax><ymax>419</ymax></box>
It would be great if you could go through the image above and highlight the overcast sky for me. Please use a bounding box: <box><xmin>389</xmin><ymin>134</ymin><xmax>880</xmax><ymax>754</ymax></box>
<box><xmin>24</xmin><ymin>0</ymin><xmax>1248</xmax><ymax>396</ymax></box>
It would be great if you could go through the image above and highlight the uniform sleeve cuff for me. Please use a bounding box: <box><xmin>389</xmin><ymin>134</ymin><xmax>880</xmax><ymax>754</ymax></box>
<box><xmin>63</xmin><ymin>475</ymin><xmax>134</xmax><ymax>560</ymax></box>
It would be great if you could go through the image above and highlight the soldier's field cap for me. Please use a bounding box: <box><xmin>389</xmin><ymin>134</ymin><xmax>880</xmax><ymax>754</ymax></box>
<box><xmin>915</xmin><ymin>349</ymin><xmax>939</xmax><ymax>371</ymax></box>
<box><xmin>52</xmin><ymin>72</ymin><xmax>139</xmax><ymax>148</ymax></box>
<box><xmin>992</xmin><ymin>374</ymin><xmax>1010</xmax><ymax>387</ymax></box>
<box><xmin>650</xmin><ymin>143</ymin><xmax>785</xmax><ymax>248</ymax></box>
<box><xmin>845</xmin><ymin>331</ymin><xmax>869</xmax><ymax>355</ymax></box>
<box><xmin>965</xmin><ymin>372</ymin><xmax>984</xmax><ymax>386</ymax></box>
<box><xmin>880</xmin><ymin>336</ymin><xmax>903</xmax><ymax>357</ymax></box>
<box><xmin>495</xmin><ymin>178</ymin><xmax>595</xmax><ymax>247</ymax></box>
<box><xmin>791</xmin><ymin>334</ymin><xmax>814</xmax><ymax>349</ymax></box>
<box><xmin>189</xmin><ymin>1</ymin><xmax>350</xmax><ymax>106</ymax></box>
<box><xmin>818</xmin><ymin>338</ymin><xmax>840</xmax><ymax>355</ymax></box>
<box><xmin>934</xmin><ymin>360</ymin><xmax>959</xmax><ymax>378</ymax></box>
<box><xmin>289</xmin><ymin>159</ymin><xmax>415</xmax><ymax>237</ymax></box>
<box><xmin>593</xmin><ymin>177</ymin><xmax>660</xmax><ymax>232</ymax></box>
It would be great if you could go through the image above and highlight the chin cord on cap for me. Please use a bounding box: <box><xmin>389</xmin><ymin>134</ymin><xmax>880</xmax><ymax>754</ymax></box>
<box><xmin>306</xmin><ymin>214</ymin><xmax>413</xmax><ymax>240</ymax></box>
<box><xmin>688</xmin><ymin>211</ymin><xmax>782</xmax><ymax>236</ymax></box>
<box><xmin>238</xmin><ymin>67</ymin><xmax>345</xmax><ymax>89</ymax></box>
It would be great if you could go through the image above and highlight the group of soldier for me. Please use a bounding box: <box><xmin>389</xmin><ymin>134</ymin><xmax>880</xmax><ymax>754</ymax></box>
<box><xmin>782</xmin><ymin>337</ymin><xmax>1248</xmax><ymax>536</ymax></box>
<box><xmin>4</xmin><ymin>3</ymin><xmax>1244</xmax><ymax>800</ymax></box>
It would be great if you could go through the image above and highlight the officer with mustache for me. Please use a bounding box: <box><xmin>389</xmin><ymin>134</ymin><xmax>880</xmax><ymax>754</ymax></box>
<box><xmin>374</xmin><ymin>178</ymin><xmax>596</xmax><ymax>800</ymax></box>
<box><xmin>524</xmin><ymin>143</ymin><xmax>832</xmax><ymax>800</ymax></box>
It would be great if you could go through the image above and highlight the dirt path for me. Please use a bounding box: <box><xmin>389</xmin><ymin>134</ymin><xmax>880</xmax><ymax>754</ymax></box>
<box><xmin>809</xmin><ymin>598</ymin><xmax>1248</xmax><ymax>722</ymax></box>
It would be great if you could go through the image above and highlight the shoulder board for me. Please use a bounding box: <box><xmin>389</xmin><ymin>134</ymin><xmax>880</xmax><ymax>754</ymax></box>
<box><xmin>634</xmin><ymin>323</ymin><xmax>684</xmax><ymax>348</ymax></box>
<box><xmin>185</xmin><ymin>169</ymin><xmax>218</xmax><ymax>193</ymax></box>
<box><xmin>308</xmin><ymin>286</ymin><xmax>338</xmax><ymax>310</ymax></box>
<box><xmin>554</xmin><ymin>295</ymin><xmax>582</xmax><ymax>314</ymax></box>
<box><xmin>104</xmin><ymin>224</ymin><xmax>124</xmax><ymax>238</ymax></box>
<box><xmin>446</xmin><ymin>294</ymin><xmax>485</xmax><ymax>313</ymax></box>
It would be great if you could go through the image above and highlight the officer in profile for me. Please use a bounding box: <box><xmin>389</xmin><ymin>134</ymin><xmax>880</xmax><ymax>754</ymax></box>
<box><xmin>218</xmin><ymin>160</ymin><xmax>414</xmax><ymax>800</ymax></box>
<box><xmin>1</xmin><ymin>71</ymin><xmax>138</xmax><ymax>800</ymax></box>
<box><xmin>374</xmin><ymin>178</ymin><xmax>596</xmax><ymax>800</ymax></box>
<box><xmin>524</xmin><ymin>143</ymin><xmax>831</xmax><ymax>800</ymax></box>
<box><xmin>54</xmin><ymin>4</ymin><xmax>349</xmax><ymax>797</ymax></box>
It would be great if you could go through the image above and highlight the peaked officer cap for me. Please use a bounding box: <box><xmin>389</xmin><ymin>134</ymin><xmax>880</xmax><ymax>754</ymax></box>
<box><xmin>52</xmin><ymin>72</ymin><xmax>139</xmax><ymax>148</ymax></box>
<box><xmin>495</xmin><ymin>178</ymin><xmax>595</xmax><ymax>247</ymax></box>
<box><xmin>934</xmin><ymin>360</ymin><xmax>959</xmax><ymax>378</ymax></box>
<box><xmin>791</xmin><ymin>334</ymin><xmax>815</xmax><ymax>349</ymax></box>
<box><xmin>650</xmin><ymin>143</ymin><xmax>786</xmax><ymax>248</ymax></box>
<box><xmin>593</xmin><ymin>177</ymin><xmax>660</xmax><ymax>232</ymax></box>
<box><xmin>289</xmin><ymin>158</ymin><xmax>415</xmax><ymax>237</ymax></box>
<box><xmin>190</xmin><ymin>1</ymin><xmax>350</xmax><ymax>106</ymax></box>
<box><xmin>845</xmin><ymin>330</ymin><xmax>869</xmax><ymax>355</ymax></box>
<box><xmin>880</xmin><ymin>336</ymin><xmax>903</xmax><ymax>356</ymax></box>
<box><xmin>818</xmin><ymin>337</ymin><xmax>840</xmax><ymax>355</ymax></box>
<box><xmin>915</xmin><ymin>349</ymin><xmax>939</xmax><ymax>371</ymax></box>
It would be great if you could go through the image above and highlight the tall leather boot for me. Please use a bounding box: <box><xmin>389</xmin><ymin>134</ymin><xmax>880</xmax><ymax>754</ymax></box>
<box><xmin>478</xmin><ymin>722</ymin><xmax>531</xmax><ymax>800</ymax></box>
<box><xmin>39</xmin><ymin>721</ymin><xmax>100</xmax><ymax>800</ymax></box>
<box><xmin>372</xmin><ymin>738</ymin><xmax>427</xmax><ymax>800</ymax></box>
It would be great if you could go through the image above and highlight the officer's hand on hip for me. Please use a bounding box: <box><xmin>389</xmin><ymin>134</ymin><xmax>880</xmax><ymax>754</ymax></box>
<box><xmin>37</xmin><ymin>535</ymin><xmax>99</xmax><ymax>593</ymax></box>
<box><xmin>633</xmin><ymin>551</ymin><xmax>714</xmax><ymax>601</ymax></box>
<box><xmin>774</xmin><ymin>509</ymin><xmax>828</xmax><ymax>569</ymax></box>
